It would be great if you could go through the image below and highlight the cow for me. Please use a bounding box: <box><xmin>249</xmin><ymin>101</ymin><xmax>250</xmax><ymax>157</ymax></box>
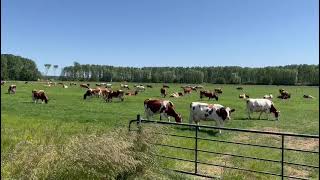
<box><xmin>200</xmin><ymin>91</ymin><xmax>218</xmax><ymax>101</ymax></box>
<box><xmin>120</xmin><ymin>84</ymin><xmax>130</xmax><ymax>89</ymax></box>
<box><xmin>189</xmin><ymin>102</ymin><xmax>235</xmax><ymax>134</ymax></box>
<box><xmin>169</xmin><ymin>92</ymin><xmax>183</xmax><ymax>98</ymax></box>
<box><xmin>239</xmin><ymin>94</ymin><xmax>249</xmax><ymax>99</ymax></box>
<box><xmin>160</xmin><ymin>88</ymin><xmax>167</xmax><ymax>98</ymax></box>
<box><xmin>146</xmin><ymin>85</ymin><xmax>153</xmax><ymax>88</ymax></box>
<box><xmin>32</xmin><ymin>90</ymin><xmax>49</xmax><ymax>104</ymax></box>
<box><xmin>246</xmin><ymin>99</ymin><xmax>280</xmax><ymax>120</ymax></box>
<box><xmin>195</xmin><ymin>85</ymin><xmax>204</xmax><ymax>89</ymax></box>
<box><xmin>135</xmin><ymin>85</ymin><xmax>145</xmax><ymax>92</ymax></box>
<box><xmin>8</xmin><ymin>85</ymin><xmax>16</xmax><ymax>94</ymax></box>
<box><xmin>58</xmin><ymin>82</ymin><xmax>64</xmax><ymax>85</ymax></box>
<box><xmin>236</xmin><ymin>87</ymin><xmax>243</xmax><ymax>90</ymax></box>
<box><xmin>278</xmin><ymin>91</ymin><xmax>291</xmax><ymax>99</ymax></box>
<box><xmin>183</xmin><ymin>87</ymin><xmax>193</xmax><ymax>94</ymax></box>
<box><xmin>70</xmin><ymin>82</ymin><xmax>77</xmax><ymax>86</ymax></box>
<box><xmin>125</xmin><ymin>90</ymin><xmax>138</xmax><ymax>96</ymax></box>
<box><xmin>1</xmin><ymin>80</ymin><xmax>6</xmax><ymax>86</ymax></box>
<box><xmin>96</xmin><ymin>83</ymin><xmax>101</xmax><ymax>86</ymax></box>
<box><xmin>263</xmin><ymin>94</ymin><xmax>273</xmax><ymax>99</ymax></box>
<box><xmin>303</xmin><ymin>95</ymin><xmax>314</xmax><ymax>99</ymax></box>
<box><xmin>80</xmin><ymin>84</ymin><xmax>89</xmax><ymax>88</ymax></box>
<box><xmin>25</xmin><ymin>81</ymin><xmax>28</xmax><ymax>84</ymax></box>
<box><xmin>83</xmin><ymin>88</ymin><xmax>102</xmax><ymax>99</ymax></box>
<box><xmin>106</xmin><ymin>83</ymin><xmax>112</xmax><ymax>88</ymax></box>
<box><xmin>101</xmin><ymin>88</ymin><xmax>111</xmax><ymax>98</ymax></box>
<box><xmin>144</xmin><ymin>99</ymin><xmax>182</xmax><ymax>123</ymax></box>
<box><xmin>106</xmin><ymin>90</ymin><xmax>124</xmax><ymax>102</ymax></box>
<box><xmin>214</xmin><ymin>88</ymin><xmax>223</xmax><ymax>94</ymax></box>
<box><xmin>63</xmin><ymin>85</ymin><xmax>68</xmax><ymax>88</ymax></box>
<box><xmin>163</xmin><ymin>84</ymin><xmax>170</xmax><ymax>88</ymax></box>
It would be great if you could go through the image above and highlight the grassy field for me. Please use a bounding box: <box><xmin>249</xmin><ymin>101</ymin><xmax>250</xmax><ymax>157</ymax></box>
<box><xmin>1</xmin><ymin>81</ymin><xmax>319</xmax><ymax>179</ymax></box>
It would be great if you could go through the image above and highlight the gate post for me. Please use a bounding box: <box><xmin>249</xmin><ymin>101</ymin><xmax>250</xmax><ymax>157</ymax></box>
<box><xmin>281</xmin><ymin>135</ymin><xmax>284</xmax><ymax>180</ymax></box>
<box><xmin>195</xmin><ymin>125</ymin><xmax>199</xmax><ymax>174</ymax></box>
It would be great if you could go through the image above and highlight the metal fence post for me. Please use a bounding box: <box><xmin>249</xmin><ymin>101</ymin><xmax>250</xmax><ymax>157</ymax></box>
<box><xmin>195</xmin><ymin>125</ymin><xmax>199</xmax><ymax>174</ymax></box>
<box><xmin>281</xmin><ymin>135</ymin><xmax>284</xmax><ymax>180</ymax></box>
<box><xmin>137</xmin><ymin>114</ymin><xmax>142</xmax><ymax>132</ymax></box>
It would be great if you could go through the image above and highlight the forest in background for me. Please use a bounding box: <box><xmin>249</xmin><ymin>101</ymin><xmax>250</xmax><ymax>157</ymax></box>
<box><xmin>1</xmin><ymin>54</ymin><xmax>319</xmax><ymax>85</ymax></box>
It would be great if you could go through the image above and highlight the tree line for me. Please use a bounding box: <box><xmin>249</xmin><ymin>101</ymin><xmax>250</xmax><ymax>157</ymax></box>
<box><xmin>1</xmin><ymin>54</ymin><xmax>42</xmax><ymax>81</ymax></box>
<box><xmin>60</xmin><ymin>62</ymin><xmax>319</xmax><ymax>85</ymax></box>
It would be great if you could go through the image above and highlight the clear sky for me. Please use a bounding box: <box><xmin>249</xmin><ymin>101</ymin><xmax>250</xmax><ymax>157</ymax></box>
<box><xmin>1</xmin><ymin>0</ymin><xmax>319</xmax><ymax>75</ymax></box>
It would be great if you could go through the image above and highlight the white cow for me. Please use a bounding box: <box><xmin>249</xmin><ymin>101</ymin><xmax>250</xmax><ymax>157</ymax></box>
<box><xmin>189</xmin><ymin>102</ymin><xmax>235</xmax><ymax>133</ymax></box>
<box><xmin>136</xmin><ymin>85</ymin><xmax>145</xmax><ymax>91</ymax></box>
<box><xmin>106</xmin><ymin>83</ymin><xmax>112</xmax><ymax>88</ymax></box>
<box><xmin>246</xmin><ymin>99</ymin><xmax>280</xmax><ymax>120</ymax></box>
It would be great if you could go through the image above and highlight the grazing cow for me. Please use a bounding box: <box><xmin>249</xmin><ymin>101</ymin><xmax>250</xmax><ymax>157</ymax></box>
<box><xmin>200</xmin><ymin>91</ymin><xmax>218</xmax><ymax>101</ymax></box>
<box><xmin>32</xmin><ymin>90</ymin><xmax>48</xmax><ymax>104</ymax></box>
<box><xmin>106</xmin><ymin>90</ymin><xmax>124</xmax><ymax>102</ymax></box>
<box><xmin>80</xmin><ymin>84</ymin><xmax>89</xmax><ymax>88</ymax></box>
<box><xmin>96</xmin><ymin>83</ymin><xmax>101</xmax><ymax>86</ymax></box>
<box><xmin>239</xmin><ymin>94</ymin><xmax>249</xmax><ymax>99</ymax></box>
<box><xmin>83</xmin><ymin>88</ymin><xmax>102</xmax><ymax>99</ymax></box>
<box><xmin>1</xmin><ymin>80</ymin><xmax>6</xmax><ymax>86</ymax></box>
<box><xmin>263</xmin><ymin>94</ymin><xmax>273</xmax><ymax>99</ymax></box>
<box><xmin>195</xmin><ymin>85</ymin><xmax>204</xmax><ymax>89</ymax></box>
<box><xmin>279</xmin><ymin>89</ymin><xmax>285</xmax><ymax>93</ymax></box>
<box><xmin>101</xmin><ymin>88</ymin><xmax>111</xmax><ymax>98</ymax></box>
<box><xmin>146</xmin><ymin>85</ymin><xmax>153</xmax><ymax>88</ymax></box>
<box><xmin>160</xmin><ymin>88</ymin><xmax>167</xmax><ymax>98</ymax></box>
<box><xmin>214</xmin><ymin>88</ymin><xmax>223</xmax><ymax>94</ymax></box>
<box><xmin>278</xmin><ymin>91</ymin><xmax>291</xmax><ymax>99</ymax></box>
<box><xmin>106</xmin><ymin>83</ymin><xmax>112</xmax><ymax>88</ymax></box>
<box><xmin>246</xmin><ymin>99</ymin><xmax>280</xmax><ymax>120</ymax></box>
<box><xmin>163</xmin><ymin>84</ymin><xmax>170</xmax><ymax>88</ymax></box>
<box><xmin>144</xmin><ymin>99</ymin><xmax>182</xmax><ymax>123</ymax></box>
<box><xmin>135</xmin><ymin>85</ymin><xmax>145</xmax><ymax>92</ymax></box>
<box><xmin>8</xmin><ymin>85</ymin><xmax>16</xmax><ymax>94</ymax></box>
<box><xmin>100</xmin><ymin>83</ymin><xmax>107</xmax><ymax>86</ymax></box>
<box><xmin>120</xmin><ymin>84</ymin><xmax>130</xmax><ymax>89</ymax></box>
<box><xmin>236</xmin><ymin>87</ymin><xmax>243</xmax><ymax>90</ymax></box>
<box><xmin>303</xmin><ymin>95</ymin><xmax>314</xmax><ymax>99</ymax></box>
<box><xmin>70</xmin><ymin>82</ymin><xmax>77</xmax><ymax>86</ymax></box>
<box><xmin>125</xmin><ymin>90</ymin><xmax>138</xmax><ymax>96</ymax></box>
<box><xmin>169</xmin><ymin>92</ymin><xmax>183</xmax><ymax>98</ymax></box>
<box><xmin>183</xmin><ymin>87</ymin><xmax>193</xmax><ymax>94</ymax></box>
<box><xmin>189</xmin><ymin>102</ymin><xmax>235</xmax><ymax>133</ymax></box>
<box><xmin>63</xmin><ymin>85</ymin><xmax>68</xmax><ymax>88</ymax></box>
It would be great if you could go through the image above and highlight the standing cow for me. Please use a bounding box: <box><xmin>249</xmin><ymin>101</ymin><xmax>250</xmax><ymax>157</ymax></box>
<box><xmin>189</xmin><ymin>102</ymin><xmax>235</xmax><ymax>133</ymax></box>
<box><xmin>32</xmin><ymin>90</ymin><xmax>49</xmax><ymax>104</ymax></box>
<box><xmin>246</xmin><ymin>99</ymin><xmax>280</xmax><ymax>120</ymax></box>
<box><xmin>144</xmin><ymin>99</ymin><xmax>182</xmax><ymax>123</ymax></box>
<box><xmin>160</xmin><ymin>88</ymin><xmax>167</xmax><ymax>98</ymax></box>
<box><xmin>8</xmin><ymin>85</ymin><xmax>16</xmax><ymax>94</ymax></box>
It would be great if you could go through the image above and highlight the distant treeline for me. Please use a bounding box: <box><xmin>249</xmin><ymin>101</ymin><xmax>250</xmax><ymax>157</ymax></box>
<box><xmin>1</xmin><ymin>54</ymin><xmax>42</xmax><ymax>81</ymax></box>
<box><xmin>60</xmin><ymin>62</ymin><xmax>319</xmax><ymax>85</ymax></box>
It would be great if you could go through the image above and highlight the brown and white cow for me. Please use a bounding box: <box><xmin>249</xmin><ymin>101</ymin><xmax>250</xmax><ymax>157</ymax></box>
<box><xmin>106</xmin><ymin>90</ymin><xmax>124</xmax><ymax>102</ymax></box>
<box><xmin>125</xmin><ymin>90</ymin><xmax>138</xmax><ymax>96</ymax></box>
<box><xmin>278</xmin><ymin>90</ymin><xmax>291</xmax><ymax>99</ymax></box>
<box><xmin>120</xmin><ymin>84</ymin><xmax>130</xmax><ymax>89</ymax></box>
<box><xmin>169</xmin><ymin>92</ymin><xmax>184</xmax><ymax>98</ymax></box>
<box><xmin>160</xmin><ymin>88</ymin><xmax>167</xmax><ymax>98</ymax></box>
<box><xmin>303</xmin><ymin>95</ymin><xmax>314</xmax><ymax>99</ymax></box>
<box><xmin>83</xmin><ymin>88</ymin><xmax>102</xmax><ymax>99</ymax></box>
<box><xmin>32</xmin><ymin>90</ymin><xmax>49</xmax><ymax>104</ymax></box>
<box><xmin>189</xmin><ymin>102</ymin><xmax>235</xmax><ymax>133</ymax></box>
<box><xmin>70</xmin><ymin>82</ymin><xmax>77</xmax><ymax>86</ymax></box>
<box><xmin>183</xmin><ymin>87</ymin><xmax>193</xmax><ymax>94</ymax></box>
<box><xmin>239</xmin><ymin>94</ymin><xmax>249</xmax><ymax>99</ymax></box>
<box><xmin>80</xmin><ymin>84</ymin><xmax>89</xmax><ymax>88</ymax></box>
<box><xmin>200</xmin><ymin>91</ymin><xmax>218</xmax><ymax>101</ymax></box>
<box><xmin>214</xmin><ymin>88</ymin><xmax>223</xmax><ymax>94</ymax></box>
<box><xmin>8</xmin><ymin>85</ymin><xmax>16</xmax><ymax>94</ymax></box>
<box><xmin>144</xmin><ymin>99</ymin><xmax>182</xmax><ymax>123</ymax></box>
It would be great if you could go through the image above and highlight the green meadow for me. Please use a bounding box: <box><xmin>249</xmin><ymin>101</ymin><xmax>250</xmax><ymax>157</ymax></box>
<box><xmin>1</xmin><ymin>81</ymin><xmax>319</xmax><ymax>179</ymax></box>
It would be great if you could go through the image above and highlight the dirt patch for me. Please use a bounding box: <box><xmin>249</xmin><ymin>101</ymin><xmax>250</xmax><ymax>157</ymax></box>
<box><xmin>285</xmin><ymin>165</ymin><xmax>310</xmax><ymax>179</ymax></box>
<box><xmin>198</xmin><ymin>155</ymin><xmax>231</xmax><ymax>178</ymax></box>
<box><xmin>285</xmin><ymin>136</ymin><xmax>319</xmax><ymax>151</ymax></box>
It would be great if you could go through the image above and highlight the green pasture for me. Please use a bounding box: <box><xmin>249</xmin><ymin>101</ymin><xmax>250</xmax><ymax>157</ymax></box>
<box><xmin>1</xmin><ymin>81</ymin><xmax>319</xmax><ymax>179</ymax></box>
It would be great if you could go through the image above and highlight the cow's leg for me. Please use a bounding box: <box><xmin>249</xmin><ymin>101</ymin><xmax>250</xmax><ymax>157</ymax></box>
<box><xmin>247</xmin><ymin>110</ymin><xmax>251</xmax><ymax>119</ymax></box>
<box><xmin>258</xmin><ymin>112</ymin><xmax>263</xmax><ymax>119</ymax></box>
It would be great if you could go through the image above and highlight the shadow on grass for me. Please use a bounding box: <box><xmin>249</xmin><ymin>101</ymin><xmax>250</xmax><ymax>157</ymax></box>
<box><xmin>175</xmin><ymin>126</ymin><xmax>220</xmax><ymax>136</ymax></box>
<box><xmin>233</xmin><ymin>117</ymin><xmax>275</xmax><ymax>121</ymax></box>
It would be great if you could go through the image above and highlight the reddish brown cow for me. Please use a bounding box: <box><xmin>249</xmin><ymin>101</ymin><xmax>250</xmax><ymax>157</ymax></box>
<box><xmin>125</xmin><ymin>90</ymin><xmax>138</xmax><ymax>96</ymax></box>
<box><xmin>144</xmin><ymin>99</ymin><xmax>182</xmax><ymax>123</ymax></box>
<box><xmin>32</xmin><ymin>90</ymin><xmax>48</xmax><ymax>104</ymax></box>
<box><xmin>83</xmin><ymin>88</ymin><xmax>102</xmax><ymax>99</ymax></box>
<box><xmin>214</xmin><ymin>88</ymin><xmax>223</xmax><ymax>94</ymax></box>
<box><xmin>183</xmin><ymin>87</ymin><xmax>193</xmax><ymax>94</ymax></box>
<box><xmin>200</xmin><ymin>91</ymin><xmax>218</xmax><ymax>101</ymax></box>
<box><xmin>106</xmin><ymin>90</ymin><xmax>124</xmax><ymax>102</ymax></box>
<box><xmin>101</xmin><ymin>88</ymin><xmax>110</xmax><ymax>98</ymax></box>
<box><xmin>160</xmin><ymin>88</ymin><xmax>167</xmax><ymax>97</ymax></box>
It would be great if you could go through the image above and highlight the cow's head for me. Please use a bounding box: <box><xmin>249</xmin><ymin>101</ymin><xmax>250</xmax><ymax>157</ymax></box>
<box><xmin>216</xmin><ymin>107</ymin><xmax>235</xmax><ymax>121</ymax></box>
<box><xmin>175</xmin><ymin>113</ymin><xmax>182</xmax><ymax>123</ymax></box>
<box><xmin>270</xmin><ymin>104</ymin><xmax>280</xmax><ymax>120</ymax></box>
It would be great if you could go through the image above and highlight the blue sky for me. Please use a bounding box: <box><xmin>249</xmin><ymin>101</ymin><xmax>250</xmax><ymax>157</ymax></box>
<box><xmin>1</xmin><ymin>0</ymin><xmax>319</xmax><ymax>75</ymax></box>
